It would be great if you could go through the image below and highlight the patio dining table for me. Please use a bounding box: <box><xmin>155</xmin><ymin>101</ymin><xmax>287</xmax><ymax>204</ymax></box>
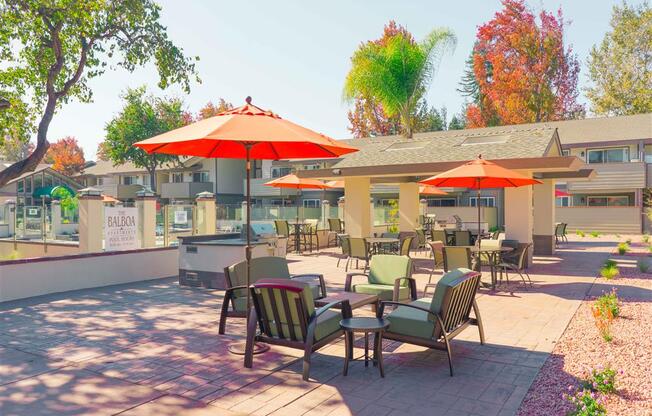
<box><xmin>464</xmin><ymin>246</ymin><xmax>513</xmax><ymax>290</ymax></box>
<box><xmin>366</xmin><ymin>237</ymin><xmax>400</xmax><ymax>255</ymax></box>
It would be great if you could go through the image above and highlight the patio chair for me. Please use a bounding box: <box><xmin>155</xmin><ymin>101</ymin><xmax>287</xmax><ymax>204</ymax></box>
<box><xmin>245</xmin><ymin>279</ymin><xmax>352</xmax><ymax>381</ymax></box>
<box><xmin>415</xmin><ymin>228</ymin><xmax>428</xmax><ymax>255</ymax></box>
<box><xmin>430</xmin><ymin>229</ymin><xmax>450</xmax><ymax>246</ymax></box>
<box><xmin>345</xmin><ymin>237</ymin><xmax>371</xmax><ymax>272</ymax></box>
<box><xmin>454</xmin><ymin>230</ymin><xmax>472</xmax><ymax>246</ymax></box>
<box><xmin>345</xmin><ymin>254</ymin><xmax>417</xmax><ymax>302</ymax></box>
<box><xmin>274</xmin><ymin>220</ymin><xmax>295</xmax><ymax>252</ymax></box>
<box><xmin>302</xmin><ymin>221</ymin><xmax>320</xmax><ymax>252</ymax></box>
<box><xmin>442</xmin><ymin>246</ymin><xmax>473</xmax><ymax>271</ymax></box>
<box><xmin>497</xmin><ymin>243</ymin><xmax>533</xmax><ymax>288</ymax></box>
<box><xmin>337</xmin><ymin>235</ymin><xmax>351</xmax><ymax>268</ymax></box>
<box><xmin>554</xmin><ymin>223</ymin><xmax>564</xmax><ymax>245</ymax></box>
<box><xmin>399</xmin><ymin>235</ymin><xmax>414</xmax><ymax>257</ymax></box>
<box><xmin>479</xmin><ymin>239</ymin><xmax>502</xmax><ymax>267</ymax></box>
<box><xmin>219</xmin><ymin>256</ymin><xmax>327</xmax><ymax>334</ymax></box>
<box><xmin>561</xmin><ymin>223</ymin><xmax>568</xmax><ymax>242</ymax></box>
<box><xmin>377</xmin><ymin>268</ymin><xmax>485</xmax><ymax>376</ymax></box>
<box><xmin>327</xmin><ymin>218</ymin><xmax>344</xmax><ymax>247</ymax></box>
<box><xmin>424</xmin><ymin>241</ymin><xmax>445</xmax><ymax>296</ymax></box>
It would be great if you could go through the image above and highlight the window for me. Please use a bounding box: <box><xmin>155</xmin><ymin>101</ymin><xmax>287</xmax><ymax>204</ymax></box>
<box><xmin>25</xmin><ymin>178</ymin><xmax>32</xmax><ymax>193</ymax></box>
<box><xmin>44</xmin><ymin>174</ymin><xmax>53</xmax><ymax>187</ymax></box>
<box><xmin>587</xmin><ymin>148</ymin><xmax>629</xmax><ymax>164</ymax></box>
<box><xmin>587</xmin><ymin>196</ymin><xmax>630</xmax><ymax>207</ymax></box>
<box><xmin>556</xmin><ymin>196</ymin><xmax>570</xmax><ymax>207</ymax></box>
<box><xmin>377</xmin><ymin>199</ymin><xmax>397</xmax><ymax>207</ymax></box>
<box><xmin>142</xmin><ymin>174</ymin><xmax>151</xmax><ymax>185</ymax></box>
<box><xmin>17</xmin><ymin>180</ymin><xmax>24</xmax><ymax>193</ymax></box>
<box><xmin>303</xmin><ymin>164</ymin><xmax>320</xmax><ymax>170</ymax></box>
<box><xmin>303</xmin><ymin>199</ymin><xmax>321</xmax><ymax>208</ymax></box>
<box><xmin>427</xmin><ymin>198</ymin><xmax>456</xmax><ymax>207</ymax></box>
<box><xmin>253</xmin><ymin>160</ymin><xmax>263</xmax><ymax>178</ymax></box>
<box><xmin>469</xmin><ymin>196</ymin><xmax>495</xmax><ymax>207</ymax></box>
<box><xmin>192</xmin><ymin>171</ymin><xmax>210</xmax><ymax>183</ymax></box>
<box><xmin>123</xmin><ymin>175</ymin><xmax>138</xmax><ymax>185</ymax></box>
<box><xmin>271</xmin><ymin>167</ymin><xmax>292</xmax><ymax>178</ymax></box>
<box><xmin>561</xmin><ymin>149</ymin><xmax>570</xmax><ymax>156</ymax></box>
<box><xmin>97</xmin><ymin>177</ymin><xmax>104</xmax><ymax>186</ymax></box>
<box><xmin>172</xmin><ymin>173</ymin><xmax>184</xmax><ymax>183</ymax></box>
<box><xmin>33</xmin><ymin>174</ymin><xmax>42</xmax><ymax>190</ymax></box>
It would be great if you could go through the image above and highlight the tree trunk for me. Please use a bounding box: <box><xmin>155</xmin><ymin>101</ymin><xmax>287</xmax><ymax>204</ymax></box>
<box><xmin>147</xmin><ymin>167</ymin><xmax>157</xmax><ymax>192</ymax></box>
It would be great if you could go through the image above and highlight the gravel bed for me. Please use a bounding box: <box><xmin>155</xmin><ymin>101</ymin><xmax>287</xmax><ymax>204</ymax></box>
<box><xmin>517</xmin><ymin>272</ymin><xmax>652</xmax><ymax>415</ymax></box>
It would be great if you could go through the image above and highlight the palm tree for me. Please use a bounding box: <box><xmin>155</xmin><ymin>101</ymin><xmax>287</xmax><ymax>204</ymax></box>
<box><xmin>344</xmin><ymin>27</ymin><xmax>456</xmax><ymax>138</ymax></box>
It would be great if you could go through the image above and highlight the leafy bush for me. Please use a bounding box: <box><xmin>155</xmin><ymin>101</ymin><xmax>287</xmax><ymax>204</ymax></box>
<box><xmin>564</xmin><ymin>388</ymin><xmax>606</xmax><ymax>416</ymax></box>
<box><xmin>590</xmin><ymin>231</ymin><xmax>600</xmax><ymax>238</ymax></box>
<box><xmin>638</xmin><ymin>258</ymin><xmax>651</xmax><ymax>273</ymax></box>
<box><xmin>583</xmin><ymin>366</ymin><xmax>618</xmax><ymax>394</ymax></box>
<box><xmin>643</xmin><ymin>234</ymin><xmax>650</xmax><ymax>243</ymax></box>
<box><xmin>599</xmin><ymin>264</ymin><xmax>619</xmax><ymax>280</ymax></box>
<box><xmin>595</xmin><ymin>289</ymin><xmax>620</xmax><ymax>318</ymax></box>
<box><xmin>617</xmin><ymin>242</ymin><xmax>629</xmax><ymax>255</ymax></box>
<box><xmin>576</xmin><ymin>230</ymin><xmax>585</xmax><ymax>237</ymax></box>
<box><xmin>603</xmin><ymin>259</ymin><xmax>617</xmax><ymax>268</ymax></box>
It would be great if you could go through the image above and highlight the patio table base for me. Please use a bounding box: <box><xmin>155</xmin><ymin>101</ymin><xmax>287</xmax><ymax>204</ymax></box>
<box><xmin>228</xmin><ymin>341</ymin><xmax>270</xmax><ymax>355</ymax></box>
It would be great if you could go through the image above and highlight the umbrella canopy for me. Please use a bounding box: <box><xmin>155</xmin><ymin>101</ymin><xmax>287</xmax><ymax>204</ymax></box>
<box><xmin>555</xmin><ymin>189</ymin><xmax>570</xmax><ymax>197</ymax></box>
<box><xmin>325</xmin><ymin>180</ymin><xmax>345</xmax><ymax>188</ymax></box>
<box><xmin>419</xmin><ymin>155</ymin><xmax>542</xmax><ymax>189</ymax></box>
<box><xmin>419</xmin><ymin>185</ymin><xmax>448</xmax><ymax>196</ymax></box>
<box><xmin>133</xmin><ymin>97</ymin><xmax>357</xmax><ymax>160</ymax></box>
<box><xmin>265</xmin><ymin>174</ymin><xmax>330</xmax><ymax>190</ymax></box>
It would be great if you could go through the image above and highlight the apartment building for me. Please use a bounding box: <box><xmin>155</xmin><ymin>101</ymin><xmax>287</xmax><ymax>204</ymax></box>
<box><xmin>0</xmin><ymin>163</ymin><xmax>82</xmax><ymax>206</ymax></box>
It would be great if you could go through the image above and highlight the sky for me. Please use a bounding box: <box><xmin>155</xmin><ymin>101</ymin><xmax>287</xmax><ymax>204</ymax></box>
<box><xmin>44</xmin><ymin>0</ymin><xmax>644</xmax><ymax>159</ymax></box>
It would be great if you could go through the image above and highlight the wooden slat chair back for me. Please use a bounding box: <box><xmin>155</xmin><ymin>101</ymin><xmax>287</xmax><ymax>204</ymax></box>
<box><xmin>377</xmin><ymin>268</ymin><xmax>484</xmax><ymax>376</ymax></box>
<box><xmin>245</xmin><ymin>278</ymin><xmax>352</xmax><ymax>381</ymax></box>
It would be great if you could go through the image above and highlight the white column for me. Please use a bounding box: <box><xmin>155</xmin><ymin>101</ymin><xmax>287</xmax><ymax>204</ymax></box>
<box><xmin>78</xmin><ymin>188</ymin><xmax>104</xmax><ymax>253</ymax></box>
<box><xmin>240</xmin><ymin>200</ymin><xmax>248</xmax><ymax>225</ymax></box>
<box><xmin>398</xmin><ymin>183</ymin><xmax>420</xmax><ymax>232</ymax></box>
<box><xmin>344</xmin><ymin>177</ymin><xmax>371</xmax><ymax>238</ymax></box>
<box><xmin>51</xmin><ymin>200</ymin><xmax>62</xmax><ymax>237</ymax></box>
<box><xmin>136</xmin><ymin>189</ymin><xmax>157</xmax><ymax>248</ymax></box>
<box><xmin>322</xmin><ymin>200</ymin><xmax>330</xmax><ymax>229</ymax></box>
<box><xmin>533</xmin><ymin>179</ymin><xmax>556</xmax><ymax>255</ymax></box>
<box><xmin>505</xmin><ymin>185</ymin><xmax>534</xmax><ymax>264</ymax></box>
<box><xmin>195</xmin><ymin>191</ymin><xmax>216</xmax><ymax>236</ymax></box>
<box><xmin>338</xmin><ymin>197</ymin><xmax>345</xmax><ymax>221</ymax></box>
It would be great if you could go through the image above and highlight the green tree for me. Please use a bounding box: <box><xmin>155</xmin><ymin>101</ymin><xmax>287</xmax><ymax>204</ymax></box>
<box><xmin>448</xmin><ymin>112</ymin><xmax>467</xmax><ymax>130</ymax></box>
<box><xmin>103</xmin><ymin>87</ymin><xmax>188</xmax><ymax>192</ymax></box>
<box><xmin>0</xmin><ymin>0</ymin><xmax>198</xmax><ymax>187</ymax></box>
<box><xmin>413</xmin><ymin>102</ymin><xmax>447</xmax><ymax>132</ymax></box>
<box><xmin>344</xmin><ymin>25</ymin><xmax>456</xmax><ymax>138</ymax></box>
<box><xmin>586</xmin><ymin>2</ymin><xmax>652</xmax><ymax>115</ymax></box>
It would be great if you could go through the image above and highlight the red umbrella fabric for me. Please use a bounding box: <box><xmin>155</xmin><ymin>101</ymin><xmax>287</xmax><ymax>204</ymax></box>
<box><xmin>555</xmin><ymin>189</ymin><xmax>570</xmax><ymax>197</ymax></box>
<box><xmin>419</xmin><ymin>185</ymin><xmax>448</xmax><ymax>196</ymax></box>
<box><xmin>265</xmin><ymin>174</ymin><xmax>330</xmax><ymax>190</ymax></box>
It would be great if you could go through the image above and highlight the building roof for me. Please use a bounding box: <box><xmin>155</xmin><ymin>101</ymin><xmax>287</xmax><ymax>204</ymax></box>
<box><xmin>331</xmin><ymin>125</ymin><xmax>560</xmax><ymax>169</ymax></box>
<box><xmin>80</xmin><ymin>156</ymin><xmax>199</xmax><ymax>177</ymax></box>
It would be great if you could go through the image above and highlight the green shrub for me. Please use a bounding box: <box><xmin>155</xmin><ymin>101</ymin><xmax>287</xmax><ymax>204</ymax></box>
<box><xmin>643</xmin><ymin>234</ymin><xmax>650</xmax><ymax>243</ymax></box>
<box><xmin>576</xmin><ymin>230</ymin><xmax>586</xmax><ymax>237</ymax></box>
<box><xmin>617</xmin><ymin>242</ymin><xmax>629</xmax><ymax>255</ymax></box>
<box><xmin>599</xmin><ymin>264</ymin><xmax>619</xmax><ymax>280</ymax></box>
<box><xmin>565</xmin><ymin>388</ymin><xmax>606</xmax><ymax>416</ymax></box>
<box><xmin>583</xmin><ymin>366</ymin><xmax>618</xmax><ymax>394</ymax></box>
<box><xmin>1</xmin><ymin>251</ymin><xmax>20</xmax><ymax>261</ymax></box>
<box><xmin>595</xmin><ymin>289</ymin><xmax>619</xmax><ymax>318</ymax></box>
<box><xmin>590</xmin><ymin>231</ymin><xmax>600</xmax><ymax>238</ymax></box>
<box><xmin>638</xmin><ymin>258</ymin><xmax>651</xmax><ymax>273</ymax></box>
<box><xmin>603</xmin><ymin>259</ymin><xmax>617</xmax><ymax>268</ymax></box>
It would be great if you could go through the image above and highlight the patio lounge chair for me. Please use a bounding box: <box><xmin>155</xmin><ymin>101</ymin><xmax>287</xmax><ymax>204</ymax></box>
<box><xmin>219</xmin><ymin>256</ymin><xmax>327</xmax><ymax>334</ymax></box>
<box><xmin>497</xmin><ymin>243</ymin><xmax>533</xmax><ymax>288</ymax></box>
<box><xmin>377</xmin><ymin>268</ymin><xmax>485</xmax><ymax>376</ymax></box>
<box><xmin>345</xmin><ymin>254</ymin><xmax>417</xmax><ymax>302</ymax></box>
<box><xmin>245</xmin><ymin>279</ymin><xmax>352</xmax><ymax>381</ymax></box>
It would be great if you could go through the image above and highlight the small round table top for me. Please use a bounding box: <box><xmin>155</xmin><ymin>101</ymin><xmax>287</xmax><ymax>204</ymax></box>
<box><xmin>340</xmin><ymin>317</ymin><xmax>390</xmax><ymax>332</ymax></box>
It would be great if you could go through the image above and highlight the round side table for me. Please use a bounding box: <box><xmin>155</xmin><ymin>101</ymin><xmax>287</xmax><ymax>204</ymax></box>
<box><xmin>340</xmin><ymin>317</ymin><xmax>390</xmax><ymax>377</ymax></box>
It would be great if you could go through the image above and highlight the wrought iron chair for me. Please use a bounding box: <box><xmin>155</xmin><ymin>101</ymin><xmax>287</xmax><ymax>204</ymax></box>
<box><xmin>245</xmin><ymin>279</ymin><xmax>352</xmax><ymax>381</ymax></box>
<box><xmin>378</xmin><ymin>268</ymin><xmax>485</xmax><ymax>376</ymax></box>
<box><xmin>219</xmin><ymin>256</ymin><xmax>327</xmax><ymax>335</ymax></box>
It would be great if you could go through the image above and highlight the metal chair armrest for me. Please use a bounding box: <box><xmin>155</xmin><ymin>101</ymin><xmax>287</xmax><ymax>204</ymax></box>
<box><xmin>377</xmin><ymin>300</ymin><xmax>437</xmax><ymax>319</ymax></box>
<box><xmin>393</xmin><ymin>276</ymin><xmax>418</xmax><ymax>301</ymax></box>
<box><xmin>345</xmin><ymin>272</ymin><xmax>369</xmax><ymax>291</ymax></box>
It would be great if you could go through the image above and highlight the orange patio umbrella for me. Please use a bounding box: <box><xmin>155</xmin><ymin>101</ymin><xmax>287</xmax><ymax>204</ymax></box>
<box><xmin>420</xmin><ymin>155</ymin><xmax>541</xmax><ymax>249</ymax></box>
<box><xmin>134</xmin><ymin>97</ymin><xmax>357</xmax><ymax>354</ymax></box>
<box><xmin>264</xmin><ymin>174</ymin><xmax>330</xmax><ymax>226</ymax></box>
<box><xmin>419</xmin><ymin>185</ymin><xmax>448</xmax><ymax>196</ymax></box>
<box><xmin>325</xmin><ymin>180</ymin><xmax>344</xmax><ymax>188</ymax></box>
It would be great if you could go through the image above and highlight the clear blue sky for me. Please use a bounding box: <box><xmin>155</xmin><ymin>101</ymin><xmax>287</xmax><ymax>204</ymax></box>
<box><xmin>46</xmin><ymin>0</ymin><xmax>643</xmax><ymax>159</ymax></box>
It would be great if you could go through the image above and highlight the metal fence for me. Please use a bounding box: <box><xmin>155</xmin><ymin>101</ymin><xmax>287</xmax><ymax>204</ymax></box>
<box><xmin>163</xmin><ymin>204</ymin><xmax>196</xmax><ymax>246</ymax></box>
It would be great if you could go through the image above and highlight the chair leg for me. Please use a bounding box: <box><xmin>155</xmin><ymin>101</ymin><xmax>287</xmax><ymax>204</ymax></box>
<box><xmin>218</xmin><ymin>297</ymin><xmax>230</xmax><ymax>335</ymax></box>
<box><xmin>302</xmin><ymin>348</ymin><xmax>312</xmax><ymax>381</ymax></box>
<box><xmin>443</xmin><ymin>335</ymin><xmax>454</xmax><ymax>376</ymax></box>
<box><xmin>473</xmin><ymin>299</ymin><xmax>485</xmax><ymax>345</ymax></box>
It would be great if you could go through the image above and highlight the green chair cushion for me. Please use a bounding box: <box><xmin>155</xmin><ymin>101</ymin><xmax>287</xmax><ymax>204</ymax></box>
<box><xmin>229</xmin><ymin>257</ymin><xmax>291</xmax><ymax>287</ymax></box>
<box><xmin>352</xmin><ymin>283</ymin><xmax>410</xmax><ymax>301</ymax></box>
<box><xmin>387</xmin><ymin>298</ymin><xmax>435</xmax><ymax>339</ymax></box>
<box><xmin>315</xmin><ymin>310</ymin><xmax>343</xmax><ymax>341</ymax></box>
<box><xmin>430</xmin><ymin>268</ymin><xmax>473</xmax><ymax>315</ymax></box>
<box><xmin>368</xmin><ymin>255</ymin><xmax>411</xmax><ymax>285</ymax></box>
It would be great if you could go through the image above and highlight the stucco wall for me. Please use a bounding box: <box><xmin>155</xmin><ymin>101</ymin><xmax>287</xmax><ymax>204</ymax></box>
<box><xmin>0</xmin><ymin>247</ymin><xmax>178</xmax><ymax>303</ymax></box>
<box><xmin>425</xmin><ymin>206</ymin><xmax>498</xmax><ymax>229</ymax></box>
<box><xmin>556</xmin><ymin>207</ymin><xmax>641</xmax><ymax>234</ymax></box>
<box><xmin>0</xmin><ymin>240</ymin><xmax>80</xmax><ymax>260</ymax></box>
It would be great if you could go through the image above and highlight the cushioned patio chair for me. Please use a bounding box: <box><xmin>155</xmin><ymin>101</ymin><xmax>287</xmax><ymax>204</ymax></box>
<box><xmin>245</xmin><ymin>279</ymin><xmax>352</xmax><ymax>381</ymax></box>
<box><xmin>454</xmin><ymin>230</ymin><xmax>472</xmax><ymax>246</ymax></box>
<box><xmin>345</xmin><ymin>254</ymin><xmax>417</xmax><ymax>302</ymax></box>
<box><xmin>497</xmin><ymin>243</ymin><xmax>533</xmax><ymax>288</ymax></box>
<box><xmin>219</xmin><ymin>256</ymin><xmax>327</xmax><ymax>334</ymax></box>
<box><xmin>442</xmin><ymin>246</ymin><xmax>473</xmax><ymax>272</ymax></box>
<box><xmin>377</xmin><ymin>268</ymin><xmax>485</xmax><ymax>376</ymax></box>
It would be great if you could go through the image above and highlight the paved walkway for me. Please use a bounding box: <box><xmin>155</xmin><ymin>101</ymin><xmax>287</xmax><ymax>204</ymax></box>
<box><xmin>0</xmin><ymin>236</ymin><xmax>614</xmax><ymax>415</ymax></box>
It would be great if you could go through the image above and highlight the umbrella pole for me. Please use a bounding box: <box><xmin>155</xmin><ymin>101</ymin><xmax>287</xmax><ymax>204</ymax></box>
<box><xmin>229</xmin><ymin>144</ymin><xmax>268</xmax><ymax>355</ymax></box>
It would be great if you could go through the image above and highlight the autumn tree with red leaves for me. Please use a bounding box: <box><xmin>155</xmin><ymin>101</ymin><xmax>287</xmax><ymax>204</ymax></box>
<box><xmin>197</xmin><ymin>99</ymin><xmax>234</xmax><ymax>120</ymax></box>
<box><xmin>44</xmin><ymin>136</ymin><xmax>85</xmax><ymax>176</ymax></box>
<box><xmin>463</xmin><ymin>0</ymin><xmax>584</xmax><ymax>128</ymax></box>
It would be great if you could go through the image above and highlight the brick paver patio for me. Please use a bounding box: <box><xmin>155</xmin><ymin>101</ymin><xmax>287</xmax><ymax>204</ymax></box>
<box><xmin>0</xmin><ymin>236</ymin><xmax>614</xmax><ymax>415</ymax></box>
